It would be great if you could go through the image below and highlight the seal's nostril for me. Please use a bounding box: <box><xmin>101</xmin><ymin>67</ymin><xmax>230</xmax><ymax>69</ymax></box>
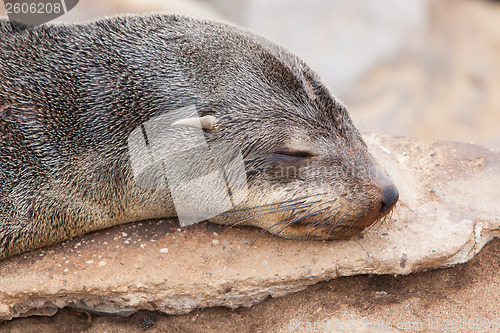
<box><xmin>380</xmin><ymin>185</ymin><xmax>399</xmax><ymax>213</ymax></box>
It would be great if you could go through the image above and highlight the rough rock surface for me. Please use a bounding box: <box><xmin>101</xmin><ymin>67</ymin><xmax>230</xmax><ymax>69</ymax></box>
<box><xmin>0</xmin><ymin>134</ymin><xmax>499</xmax><ymax>321</ymax></box>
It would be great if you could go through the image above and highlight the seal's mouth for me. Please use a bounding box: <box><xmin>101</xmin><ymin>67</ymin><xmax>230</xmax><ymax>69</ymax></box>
<box><xmin>262</xmin><ymin>205</ymin><xmax>395</xmax><ymax>240</ymax></box>
<box><xmin>278</xmin><ymin>201</ymin><xmax>397</xmax><ymax>240</ymax></box>
<box><xmin>277</xmin><ymin>185</ymin><xmax>399</xmax><ymax>240</ymax></box>
<box><xmin>219</xmin><ymin>185</ymin><xmax>399</xmax><ymax>241</ymax></box>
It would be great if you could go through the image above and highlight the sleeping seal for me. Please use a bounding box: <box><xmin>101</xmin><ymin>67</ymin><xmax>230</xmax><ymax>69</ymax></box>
<box><xmin>0</xmin><ymin>14</ymin><xmax>398</xmax><ymax>260</ymax></box>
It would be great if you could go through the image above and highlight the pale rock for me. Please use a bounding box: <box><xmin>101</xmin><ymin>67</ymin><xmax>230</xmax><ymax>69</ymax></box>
<box><xmin>0</xmin><ymin>134</ymin><xmax>499</xmax><ymax>320</ymax></box>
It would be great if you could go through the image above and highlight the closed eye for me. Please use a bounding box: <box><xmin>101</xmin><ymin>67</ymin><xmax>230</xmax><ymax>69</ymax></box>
<box><xmin>271</xmin><ymin>148</ymin><xmax>314</xmax><ymax>163</ymax></box>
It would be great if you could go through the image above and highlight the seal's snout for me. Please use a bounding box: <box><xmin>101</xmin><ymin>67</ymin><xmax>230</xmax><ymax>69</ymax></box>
<box><xmin>380</xmin><ymin>185</ymin><xmax>399</xmax><ymax>214</ymax></box>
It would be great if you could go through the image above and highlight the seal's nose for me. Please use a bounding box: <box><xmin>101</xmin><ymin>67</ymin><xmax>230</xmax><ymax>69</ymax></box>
<box><xmin>380</xmin><ymin>185</ymin><xmax>399</xmax><ymax>213</ymax></box>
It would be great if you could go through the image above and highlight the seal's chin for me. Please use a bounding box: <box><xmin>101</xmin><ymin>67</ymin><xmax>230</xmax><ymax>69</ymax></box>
<box><xmin>258</xmin><ymin>195</ymin><xmax>397</xmax><ymax>241</ymax></box>
<box><xmin>280</xmin><ymin>224</ymin><xmax>367</xmax><ymax>240</ymax></box>
<box><xmin>211</xmin><ymin>184</ymin><xmax>399</xmax><ymax>241</ymax></box>
<box><xmin>262</xmin><ymin>212</ymin><xmax>383</xmax><ymax>240</ymax></box>
<box><xmin>276</xmin><ymin>210</ymin><xmax>392</xmax><ymax>240</ymax></box>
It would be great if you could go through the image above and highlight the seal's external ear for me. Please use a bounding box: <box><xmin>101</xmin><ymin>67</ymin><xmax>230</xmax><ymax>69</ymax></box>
<box><xmin>171</xmin><ymin>115</ymin><xmax>216</xmax><ymax>130</ymax></box>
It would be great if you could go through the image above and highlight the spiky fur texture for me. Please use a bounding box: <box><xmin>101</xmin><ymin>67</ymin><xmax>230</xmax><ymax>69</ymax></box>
<box><xmin>0</xmin><ymin>14</ymin><xmax>396</xmax><ymax>260</ymax></box>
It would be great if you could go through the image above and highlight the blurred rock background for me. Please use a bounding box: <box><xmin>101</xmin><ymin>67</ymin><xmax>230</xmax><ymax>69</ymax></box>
<box><xmin>2</xmin><ymin>0</ymin><xmax>499</xmax><ymax>150</ymax></box>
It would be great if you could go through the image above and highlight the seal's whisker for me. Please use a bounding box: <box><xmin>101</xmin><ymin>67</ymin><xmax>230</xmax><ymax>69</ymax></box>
<box><xmin>220</xmin><ymin>199</ymin><xmax>305</xmax><ymax>215</ymax></box>
<box><xmin>310</xmin><ymin>205</ymin><xmax>345</xmax><ymax>227</ymax></box>
<box><xmin>273</xmin><ymin>206</ymin><xmax>332</xmax><ymax>238</ymax></box>
<box><xmin>303</xmin><ymin>204</ymin><xmax>345</xmax><ymax>233</ymax></box>
<box><xmin>376</xmin><ymin>209</ymin><xmax>394</xmax><ymax>231</ymax></box>
<box><xmin>223</xmin><ymin>201</ymin><xmax>317</xmax><ymax>233</ymax></box>
<box><xmin>226</xmin><ymin>209</ymin><xmax>293</xmax><ymax>228</ymax></box>
<box><xmin>296</xmin><ymin>206</ymin><xmax>331</xmax><ymax>221</ymax></box>
<box><xmin>322</xmin><ymin>208</ymin><xmax>353</xmax><ymax>235</ymax></box>
<box><xmin>220</xmin><ymin>198</ymin><xmax>322</xmax><ymax>216</ymax></box>
<box><xmin>251</xmin><ymin>210</ymin><xmax>307</xmax><ymax>245</ymax></box>
<box><xmin>346</xmin><ymin>215</ymin><xmax>361</xmax><ymax>232</ymax></box>
<box><xmin>278</xmin><ymin>198</ymin><xmax>341</xmax><ymax>232</ymax></box>
<box><xmin>301</xmin><ymin>205</ymin><xmax>345</xmax><ymax>236</ymax></box>
<box><xmin>369</xmin><ymin>208</ymin><xmax>394</xmax><ymax>234</ymax></box>
<box><xmin>288</xmin><ymin>206</ymin><xmax>332</xmax><ymax>228</ymax></box>
<box><xmin>310</xmin><ymin>198</ymin><xmax>338</xmax><ymax>209</ymax></box>
<box><xmin>305</xmin><ymin>205</ymin><xmax>349</xmax><ymax>234</ymax></box>
<box><xmin>372</xmin><ymin>215</ymin><xmax>386</xmax><ymax>232</ymax></box>
<box><xmin>222</xmin><ymin>195</ymin><xmax>327</xmax><ymax>230</ymax></box>
<box><xmin>276</xmin><ymin>199</ymin><xmax>346</xmax><ymax>238</ymax></box>
<box><xmin>219</xmin><ymin>200</ymin><xmax>307</xmax><ymax>215</ymax></box>
<box><xmin>222</xmin><ymin>192</ymin><xmax>327</xmax><ymax>214</ymax></box>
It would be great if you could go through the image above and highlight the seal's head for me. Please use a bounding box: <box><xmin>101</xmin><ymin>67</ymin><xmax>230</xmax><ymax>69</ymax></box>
<box><xmin>177</xmin><ymin>20</ymin><xmax>399</xmax><ymax>240</ymax></box>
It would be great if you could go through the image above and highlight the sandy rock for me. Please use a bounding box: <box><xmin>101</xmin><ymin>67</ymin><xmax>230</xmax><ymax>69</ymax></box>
<box><xmin>0</xmin><ymin>134</ymin><xmax>499</xmax><ymax>320</ymax></box>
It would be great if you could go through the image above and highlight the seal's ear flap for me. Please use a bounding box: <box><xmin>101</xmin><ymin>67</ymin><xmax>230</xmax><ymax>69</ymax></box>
<box><xmin>171</xmin><ymin>115</ymin><xmax>216</xmax><ymax>130</ymax></box>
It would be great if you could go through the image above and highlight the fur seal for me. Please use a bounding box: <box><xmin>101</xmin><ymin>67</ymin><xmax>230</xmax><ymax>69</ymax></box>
<box><xmin>0</xmin><ymin>14</ymin><xmax>398</xmax><ymax>260</ymax></box>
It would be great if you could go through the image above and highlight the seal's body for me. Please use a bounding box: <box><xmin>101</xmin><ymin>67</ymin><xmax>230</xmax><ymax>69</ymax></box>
<box><xmin>0</xmin><ymin>14</ymin><xmax>398</xmax><ymax>260</ymax></box>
